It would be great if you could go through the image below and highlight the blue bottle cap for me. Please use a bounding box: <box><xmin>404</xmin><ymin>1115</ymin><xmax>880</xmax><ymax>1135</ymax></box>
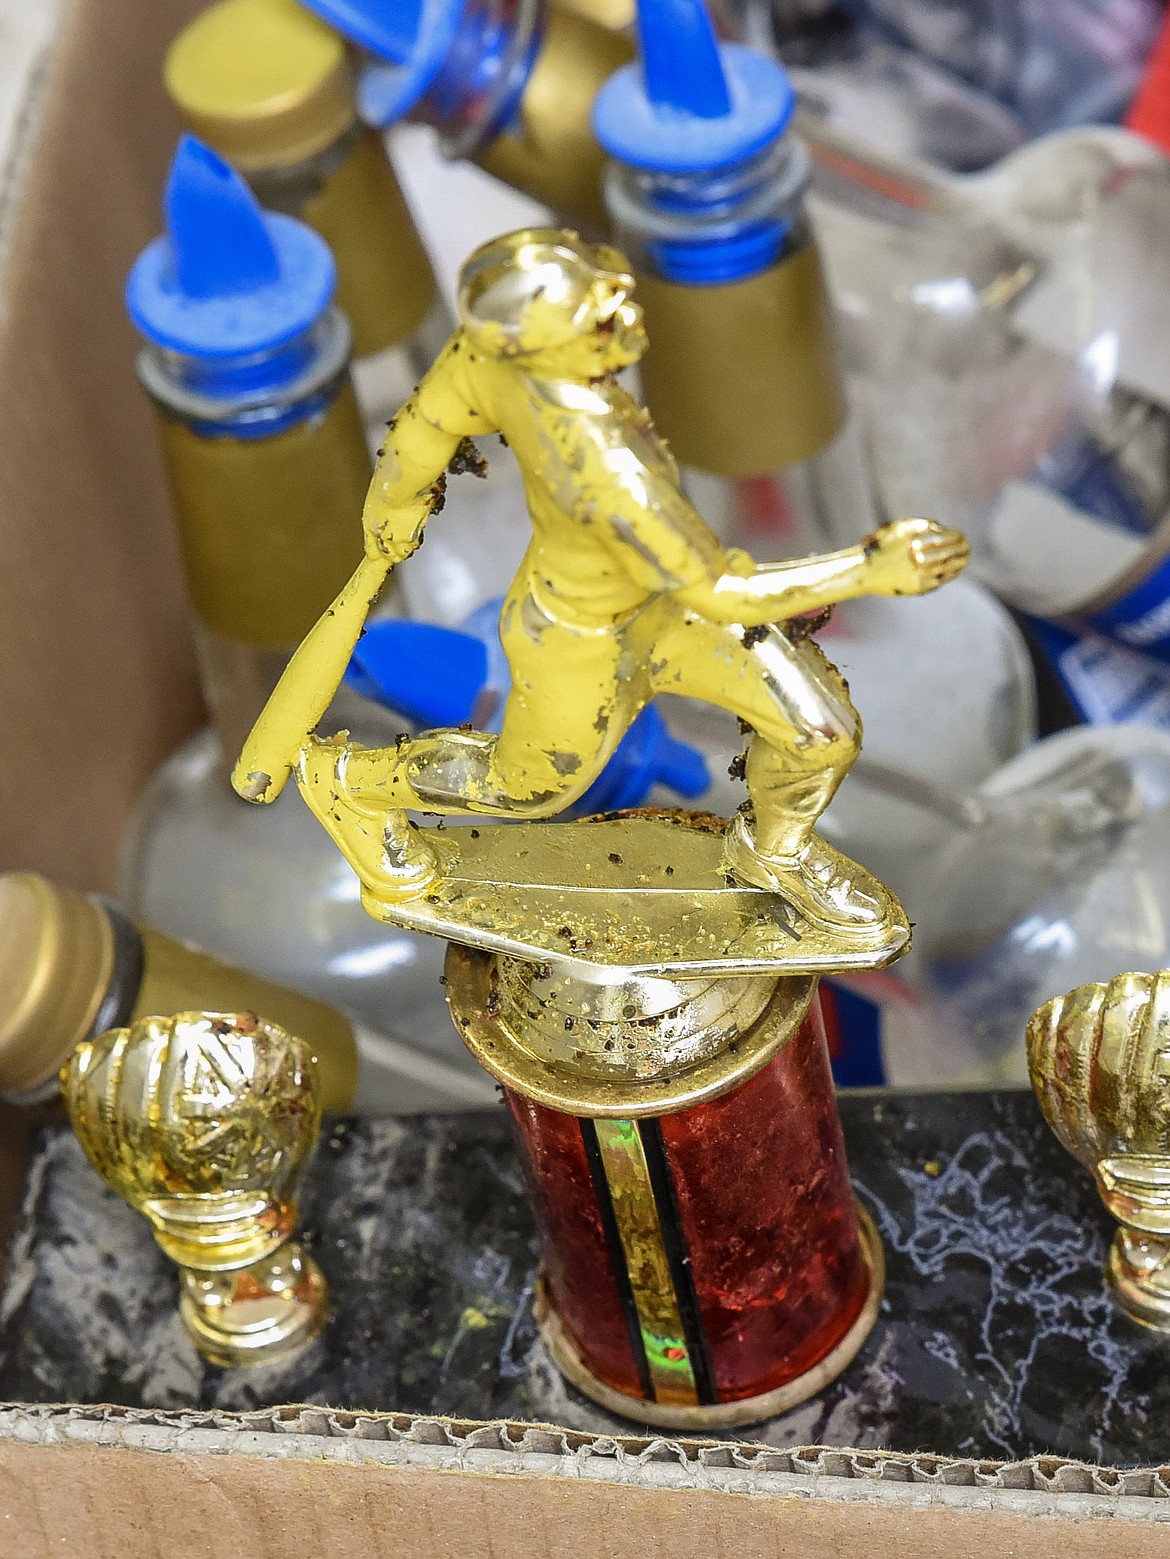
<box><xmin>346</xmin><ymin>619</ymin><xmax>489</xmax><ymax>726</ymax></box>
<box><xmin>592</xmin><ymin>0</ymin><xmax>794</xmax><ymax>173</ymax></box>
<box><xmin>126</xmin><ymin>136</ymin><xmax>336</xmax><ymax>365</ymax></box>
<box><xmin>298</xmin><ymin>0</ymin><xmax>465</xmax><ymax>125</ymax></box>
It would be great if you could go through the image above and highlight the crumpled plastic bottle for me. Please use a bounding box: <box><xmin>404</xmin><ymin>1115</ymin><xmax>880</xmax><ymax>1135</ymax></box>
<box><xmin>908</xmin><ymin>724</ymin><xmax>1170</xmax><ymax>1085</ymax></box>
<box><xmin>807</xmin><ymin>123</ymin><xmax>1170</xmax><ymax>675</ymax></box>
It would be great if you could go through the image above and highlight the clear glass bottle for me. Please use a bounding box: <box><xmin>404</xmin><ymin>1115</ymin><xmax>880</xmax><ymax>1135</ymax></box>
<box><xmin>296</xmin><ymin>0</ymin><xmax>633</xmax><ymax>230</ymax></box>
<box><xmin>804</xmin><ymin>119</ymin><xmax>1170</xmax><ymax>665</ymax></box>
<box><xmin>592</xmin><ymin>0</ymin><xmax>1037</xmax><ymax>902</ymax></box>
<box><xmin>119</xmin><ymin>136</ymin><xmax>496</xmax><ymax>1108</ymax></box>
<box><xmin>165</xmin><ymin>0</ymin><xmax>451</xmax><ymax>442</ymax></box>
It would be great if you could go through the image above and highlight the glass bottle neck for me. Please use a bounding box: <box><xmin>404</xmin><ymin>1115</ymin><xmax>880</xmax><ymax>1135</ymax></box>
<box><xmin>139</xmin><ymin>311</ymin><xmax>375</xmax><ymax>765</ymax></box>
<box><xmin>136</xmin><ymin>307</ymin><xmax>351</xmax><ymax>437</ymax></box>
<box><xmin>420</xmin><ymin>0</ymin><xmax>543</xmax><ymax>160</ymax></box>
<box><xmin>605</xmin><ymin>133</ymin><xmax>811</xmax><ymax>286</ymax></box>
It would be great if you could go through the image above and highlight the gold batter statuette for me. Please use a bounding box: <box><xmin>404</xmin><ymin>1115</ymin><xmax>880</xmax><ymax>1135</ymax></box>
<box><xmin>63</xmin><ymin>1009</ymin><xmax>328</xmax><ymax>1368</ymax></box>
<box><xmin>232</xmin><ymin>227</ymin><xmax>969</xmax><ymax>977</ymax></box>
<box><xmin>1028</xmin><ymin>971</ymin><xmax>1170</xmax><ymax>1332</ymax></box>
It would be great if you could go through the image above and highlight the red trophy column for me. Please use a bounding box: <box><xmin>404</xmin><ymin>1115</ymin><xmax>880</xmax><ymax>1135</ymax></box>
<box><xmin>449</xmin><ymin>946</ymin><xmax>882</xmax><ymax>1429</ymax></box>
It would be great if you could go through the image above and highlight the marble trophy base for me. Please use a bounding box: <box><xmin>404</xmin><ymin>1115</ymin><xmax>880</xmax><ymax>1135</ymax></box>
<box><xmin>2</xmin><ymin>1091</ymin><xmax>1169</xmax><ymax>1467</ymax></box>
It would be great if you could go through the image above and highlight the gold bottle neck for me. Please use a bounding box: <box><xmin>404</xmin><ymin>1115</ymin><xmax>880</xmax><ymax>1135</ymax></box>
<box><xmin>0</xmin><ymin>871</ymin><xmax>359</xmax><ymax>1111</ymax></box>
<box><xmin>635</xmin><ymin>239</ymin><xmax>847</xmax><ymax>478</ymax></box>
<box><xmin>167</xmin><ymin>0</ymin><xmax>440</xmax><ymax>360</ymax></box>
<box><xmin>148</xmin><ymin>371</ymin><xmax>372</xmax><ymax>753</ymax></box>
<box><xmin>474</xmin><ymin>5</ymin><xmax>632</xmax><ymax>231</ymax></box>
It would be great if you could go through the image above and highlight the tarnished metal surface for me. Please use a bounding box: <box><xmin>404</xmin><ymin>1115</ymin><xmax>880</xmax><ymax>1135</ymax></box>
<box><xmin>231</xmin><ymin>227</ymin><xmax>965</xmax><ymax>973</ymax></box>
<box><xmin>63</xmin><ymin>1010</ymin><xmax>329</xmax><ymax>1367</ymax></box>
<box><xmin>1029</xmin><ymin>971</ymin><xmax>1170</xmax><ymax>1330</ymax></box>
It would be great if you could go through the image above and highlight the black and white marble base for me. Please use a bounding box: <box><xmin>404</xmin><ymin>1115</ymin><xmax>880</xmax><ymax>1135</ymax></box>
<box><xmin>0</xmin><ymin>1092</ymin><xmax>1164</xmax><ymax>1467</ymax></box>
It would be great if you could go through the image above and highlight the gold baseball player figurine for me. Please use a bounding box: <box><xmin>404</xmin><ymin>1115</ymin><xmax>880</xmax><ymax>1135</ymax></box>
<box><xmin>233</xmin><ymin>228</ymin><xmax>968</xmax><ymax>977</ymax></box>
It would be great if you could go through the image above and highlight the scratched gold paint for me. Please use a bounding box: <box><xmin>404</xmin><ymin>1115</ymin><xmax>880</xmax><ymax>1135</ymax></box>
<box><xmin>63</xmin><ymin>1010</ymin><xmax>329</xmax><ymax>1367</ymax></box>
<box><xmin>135</xmin><ymin>928</ymin><xmax>358</xmax><ymax>1114</ymax></box>
<box><xmin>1029</xmin><ymin>970</ymin><xmax>1170</xmax><ymax>1330</ymax></box>
<box><xmin>593</xmin><ymin>1117</ymin><xmax>699</xmax><ymax>1405</ymax></box>
<box><xmin>233</xmin><ymin>228</ymin><xmax>963</xmax><ymax>969</ymax></box>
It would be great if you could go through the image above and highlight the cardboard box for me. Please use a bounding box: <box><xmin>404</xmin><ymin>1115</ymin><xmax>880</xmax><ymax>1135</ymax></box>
<box><xmin>4</xmin><ymin>2</ymin><xmax>1170</xmax><ymax>1551</ymax></box>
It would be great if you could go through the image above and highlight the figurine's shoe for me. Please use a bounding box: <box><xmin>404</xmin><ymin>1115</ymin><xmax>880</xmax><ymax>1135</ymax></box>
<box><xmin>725</xmin><ymin>814</ymin><xmax>902</xmax><ymax>941</ymax></box>
<box><xmin>296</xmin><ymin>736</ymin><xmax>440</xmax><ymax>901</ymax></box>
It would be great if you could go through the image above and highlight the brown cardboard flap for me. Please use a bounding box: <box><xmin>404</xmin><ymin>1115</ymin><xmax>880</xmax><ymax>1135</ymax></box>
<box><xmin>2</xmin><ymin>1405</ymin><xmax>1170</xmax><ymax>1556</ymax></box>
<box><xmin>0</xmin><ymin>0</ymin><xmax>205</xmax><ymax>893</ymax></box>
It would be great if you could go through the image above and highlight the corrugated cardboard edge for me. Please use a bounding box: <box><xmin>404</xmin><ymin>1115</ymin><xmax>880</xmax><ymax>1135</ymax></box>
<box><xmin>3</xmin><ymin>1401</ymin><xmax>1170</xmax><ymax>1513</ymax></box>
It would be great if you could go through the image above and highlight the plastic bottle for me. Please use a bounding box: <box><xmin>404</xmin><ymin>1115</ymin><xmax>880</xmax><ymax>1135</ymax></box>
<box><xmin>804</xmin><ymin>118</ymin><xmax>1170</xmax><ymax>676</ymax></box>
<box><xmin>119</xmin><ymin>138</ymin><xmax>492</xmax><ymax>1107</ymax></box>
<box><xmin>0</xmin><ymin>872</ymin><xmax>495</xmax><ymax>1112</ymax></box>
<box><xmin>907</xmin><ymin>725</ymin><xmax>1170</xmax><ymax>1087</ymax></box>
<box><xmin>165</xmin><ymin>0</ymin><xmax>451</xmax><ymax>441</ymax></box>
<box><xmin>293</xmin><ymin>0</ymin><xmax>633</xmax><ymax>229</ymax></box>
<box><xmin>589</xmin><ymin>0</ymin><xmax>1036</xmax><ymax>902</ymax></box>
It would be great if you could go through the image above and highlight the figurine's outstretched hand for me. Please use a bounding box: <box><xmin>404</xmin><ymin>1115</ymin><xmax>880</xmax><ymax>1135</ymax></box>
<box><xmin>863</xmin><ymin>518</ymin><xmax>970</xmax><ymax>597</ymax></box>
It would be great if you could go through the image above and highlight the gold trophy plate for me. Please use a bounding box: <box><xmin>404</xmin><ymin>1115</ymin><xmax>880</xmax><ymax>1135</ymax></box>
<box><xmin>358</xmin><ymin>813</ymin><xmax>910</xmax><ymax>977</ymax></box>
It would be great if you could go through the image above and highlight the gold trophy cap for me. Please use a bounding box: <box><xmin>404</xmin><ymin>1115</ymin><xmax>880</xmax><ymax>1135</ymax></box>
<box><xmin>165</xmin><ymin>0</ymin><xmax>357</xmax><ymax>172</ymax></box>
<box><xmin>0</xmin><ymin>872</ymin><xmax>114</xmax><ymax>1096</ymax></box>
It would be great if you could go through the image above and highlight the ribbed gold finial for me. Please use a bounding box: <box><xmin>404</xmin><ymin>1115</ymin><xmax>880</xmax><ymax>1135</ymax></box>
<box><xmin>1028</xmin><ymin>970</ymin><xmax>1170</xmax><ymax>1330</ymax></box>
<box><xmin>63</xmin><ymin>1009</ymin><xmax>329</xmax><ymax>1367</ymax></box>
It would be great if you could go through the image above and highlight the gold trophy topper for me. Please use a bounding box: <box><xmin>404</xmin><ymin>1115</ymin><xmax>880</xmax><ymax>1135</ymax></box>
<box><xmin>1029</xmin><ymin>972</ymin><xmax>1170</xmax><ymax>1332</ymax></box>
<box><xmin>233</xmin><ymin>228</ymin><xmax>968</xmax><ymax>978</ymax></box>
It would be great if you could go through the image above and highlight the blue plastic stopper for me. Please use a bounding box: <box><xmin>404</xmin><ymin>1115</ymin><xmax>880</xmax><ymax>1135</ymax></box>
<box><xmin>299</xmin><ymin>0</ymin><xmax>466</xmax><ymax>125</ymax></box>
<box><xmin>592</xmin><ymin>0</ymin><xmax>794</xmax><ymax>174</ymax></box>
<box><xmin>346</xmin><ymin>619</ymin><xmax>489</xmax><ymax>726</ymax></box>
<box><xmin>126</xmin><ymin>136</ymin><xmax>336</xmax><ymax>366</ymax></box>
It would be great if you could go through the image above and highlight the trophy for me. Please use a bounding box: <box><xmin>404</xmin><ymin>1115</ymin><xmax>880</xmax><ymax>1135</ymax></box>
<box><xmin>1028</xmin><ymin>971</ymin><xmax>1170</xmax><ymax>1332</ymax></box>
<box><xmin>234</xmin><ymin>228</ymin><xmax>968</xmax><ymax>1424</ymax></box>
<box><xmin>63</xmin><ymin>1010</ymin><xmax>329</xmax><ymax>1367</ymax></box>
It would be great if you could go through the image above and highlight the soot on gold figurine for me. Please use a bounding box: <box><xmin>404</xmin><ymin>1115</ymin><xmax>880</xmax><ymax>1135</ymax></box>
<box><xmin>231</xmin><ymin>227</ymin><xmax>968</xmax><ymax>1424</ymax></box>
<box><xmin>63</xmin><ymin>1010</ymin><xmax>328</xmax><ymax>1368</ymax></box>
<box><xmin>1029</xmin><ymin>972</ymin><xmax>1170</xmax><ymax>1332</ymax></box>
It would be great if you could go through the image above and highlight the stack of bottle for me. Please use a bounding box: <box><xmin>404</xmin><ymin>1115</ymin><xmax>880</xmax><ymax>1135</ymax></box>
<box><xmin>16</xmin><ymin>0</ymin><xmax>1170</xmax><ymax>1106</ymax></box>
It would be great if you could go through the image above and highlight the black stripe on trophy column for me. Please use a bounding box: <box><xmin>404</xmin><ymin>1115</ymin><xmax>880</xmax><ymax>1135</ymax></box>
<box><xmin>637</xmin><ymin>1117</ymin><xmax>718</xmax><ymax>1406</ymax></box>
<box><xmin>579</xmin><ymin>1117</ymin><xmax>655</xmax><ymax>1402</ymax></box>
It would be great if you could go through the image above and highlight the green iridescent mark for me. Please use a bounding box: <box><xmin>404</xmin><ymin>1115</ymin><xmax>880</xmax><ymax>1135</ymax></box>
<box><xmin>593</xmin><ymin>1116</ymin><xmax>699</xmax><ymax>1404</ymax></box>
